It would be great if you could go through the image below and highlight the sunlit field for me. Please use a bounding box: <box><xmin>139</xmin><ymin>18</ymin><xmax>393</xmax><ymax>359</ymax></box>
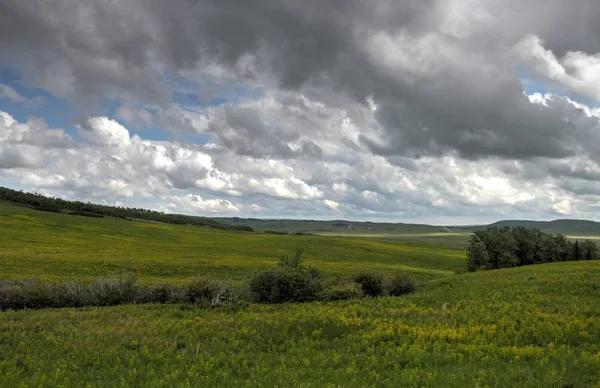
<box><xmin>0</xmin><ymin>202</ymin><xmax>465</xmax><ymax>284</ymax></box>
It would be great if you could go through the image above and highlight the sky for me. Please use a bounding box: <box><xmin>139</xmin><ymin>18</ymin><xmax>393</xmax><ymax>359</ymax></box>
<box><xmin>1</xmin><ymin>0</ymin><xmax>600</xmax><ymax>225</ymax></box>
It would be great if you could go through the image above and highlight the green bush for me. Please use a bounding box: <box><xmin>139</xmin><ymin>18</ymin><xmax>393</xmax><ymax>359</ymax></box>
<box><xmin>353</xmin><ymin>272</ymin><xmax>384</xmax><ymax>297</ymax></box>
<box><xmin>184</xmin><ymin>277</ymin><xmax>219</xmax><ymax>304</ymax></box>
<box><xmin>0</xmin><ymin>285</ymin><xmax>26</xmax><ymax>310</ymax></box>
<box><xmin>86</xmin><ymin>273</ymin><xmax>142</xmax><ymax>306</ymax></box>
<box><xmin>388</xmin><ymin>274</ymin><xmax>418</xmax><ymax>296</ymax></box>
<box><xmin>148</xmin><ymin>283</ymin><xmax>183</xmax><ymax>304</ymax></box>
<box><xmin>248</xmin><ymin>268</ymin><xmax>322</xmax><ymax>304</ymax></box>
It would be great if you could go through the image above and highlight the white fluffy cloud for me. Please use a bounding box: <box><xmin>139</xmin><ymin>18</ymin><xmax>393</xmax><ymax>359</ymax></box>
<box><xmin>2</xmin><ymin>0</ymin><xmax>600</xmax><ymax>223</ymax></box>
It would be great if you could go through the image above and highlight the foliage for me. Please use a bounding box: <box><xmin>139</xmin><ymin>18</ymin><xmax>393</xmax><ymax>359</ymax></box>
<box><xmin>466</xmin><ymin>226</ymin><xmax>599</xmax><ymax>271</ymax></box>
<box><xmin>248</xmin><ymin>268</ymin><xmax>323</xmax><ymax>304</ymax></box>
<box><xmin>353</xmin><ymin>272</ymin><xmax>384</xmax><ymax>297</ymax></box>
<box><xmin>388</xmin><ymin>274</ymin><xmax>418</xmax><ymax>296</ymax></box>
<box><xmin>184</xmin><ymin>277</ymin><xmax>220</xmax><ymax>304</ymax></box>
<box><xmin>147</xmin><ymin>283</ymin><xmax>183</xmax><ymax>304</ymax></box>
<box><xmin>322</xmin><ymin>281</ymin><xmax>363</xmax><ymax>301</ymax></box>
<box><xmin>87</xmin><ymin>273</ymin><xmax>142</xmax><ymax>306</ymax></box>
<box><xmin>0</xmin><ymin>186</ymin><xmax>252</xmax><ymax>231</ymax></box>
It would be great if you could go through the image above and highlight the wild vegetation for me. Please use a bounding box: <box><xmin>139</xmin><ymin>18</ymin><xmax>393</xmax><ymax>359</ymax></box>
<box><xmin>1</xmin><ymin>198</ymin><xmax>600</xmax><ymax>386</ymax></box>
<box><xmin>467</xmin><ymin>226</ymin><xmax>599</xmax><ymax>271</ymax></box>
<box><xmin>1</xmin><ymin>262</ymin><xmax>599</xmax><ymax>387</ymax></box>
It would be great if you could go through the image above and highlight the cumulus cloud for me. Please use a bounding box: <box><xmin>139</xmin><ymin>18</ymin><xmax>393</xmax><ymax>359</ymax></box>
<box><xmin>2</xmin><ymin>0</ymin><xmax>600</xmax><ymax>222</ymax></box>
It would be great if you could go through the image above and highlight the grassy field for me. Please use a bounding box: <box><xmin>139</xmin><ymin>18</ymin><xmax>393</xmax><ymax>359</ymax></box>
<box><xmin>2</xmin><ymin>202</ymin><xmax>600</xmax><ymax>387</ymax></box>
<box><xmin>1</xmin><ymin>261</ymin><xmax>599</xmax><ymax>387</ymax></box>
<box><xmin>0</xmin><ymin>202</ymin><xmax>465</xmax><ymax>283</ymax></box>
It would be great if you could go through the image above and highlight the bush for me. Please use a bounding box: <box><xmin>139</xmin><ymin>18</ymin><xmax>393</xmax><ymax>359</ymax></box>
<box><xmin>248</xmin><ymin>268</ymin><xmax>322</xmax><ymax>304</ymax></box>
<box><xmin>184</xmin><ymin>277</ymin><xmax>219</xmax><ymax>304</ymax></box>
<box><xmin>57</xmin><ymin>281</ymin><xmax>87</xmax><ymax>307</ymax></box>
<box><xmin>388</xmin><ymin>274</ymin><xmax>418</xmax><ymax>296</ymax></box>
<box><xmin>323</xmin><ymin>282</ymin><xmax>363</xmax><ymax>301</ymax></box>
<box><xmin>86</xmin><ymin>273</ymin><xmax>142</xmax><ymax>306</ymax></box>
<box><xmin>0</xmin><ymin>285</ymin><xmax>26</xmax><ymax>310</ymax></box>
<box><xmin>353</xmin><ymin>273</ymin><xmax>384</xmax><ymax>297</ymax></box>
<box><xmin>148</xmin><ymin>283</ymin><xmax>183</xmax><ymax>304</ymax></box>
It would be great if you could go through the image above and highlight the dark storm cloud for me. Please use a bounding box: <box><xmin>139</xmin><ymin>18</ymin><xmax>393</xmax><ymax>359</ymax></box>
<box><xmin>1</xmin><ymin>0</ymin><xmax>600</xmax><ymax>161</ymax></box>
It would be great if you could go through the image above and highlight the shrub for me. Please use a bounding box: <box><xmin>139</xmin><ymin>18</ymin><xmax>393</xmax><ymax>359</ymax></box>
<box><xmin>184</xmin><ymin>277</ymin><xmax>219</xmax><ymax>304</ymax></box>
<box><xmin>323</xmin><ymin>282</ymin><xmax>363</xmax><ymax>301</ymax></box>
<box><xmin>353</xmin><ymin>272</ymin><xmax>384</xmax><ymax>297</ymax></box>
<box><xmin>87</xmin><ymin>273</ymin><xmax>142</xmax><ymax>306</ymax></box>
<box><xmin>148</xmin><ymin>283</ymin><xmax>183</xmax><ymax>304</ymax></box>
<box><xmin>388</xmin><ymin>274</ymin><xmax>418</xmax><ymax>296</ymax></box>
<box><xmin>279</xmin><ymin>248</ymin><xmax>306</xmax><ymax>269</ymax></box>
<box><xmin>248</xmin><ymin>268</ymin><xmax>322</xmax><ymax>304</ymax></box>
<box><xmin>57</xmin><ymin>281</ymin><xmax>87</xmax><ymax>307</ymax></box>
<box><xmin>0</xmin><ymin>285</ymin><xmax>26</xmax><ymax>310</ymax></box>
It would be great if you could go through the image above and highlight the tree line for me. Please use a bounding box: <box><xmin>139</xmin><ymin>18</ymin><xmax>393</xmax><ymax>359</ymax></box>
<box><xmin>467</xmin><ymin>226</ymin><xmax>599</xmax><ymax>271</ymax></box>
<box><xmin>0</xmin><ymin>187</ymin><xmax>252</xmax><ymax>232</ymax></box>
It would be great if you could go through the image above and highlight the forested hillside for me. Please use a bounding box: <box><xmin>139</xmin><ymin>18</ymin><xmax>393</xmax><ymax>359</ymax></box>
<box><xmin>0</xmin><ymin>187</ymin><xmax>252</xmax><ymax>231</ymax></box>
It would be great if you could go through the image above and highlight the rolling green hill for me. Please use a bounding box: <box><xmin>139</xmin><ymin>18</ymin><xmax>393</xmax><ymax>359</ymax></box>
<box><xmin>0</xmin><ymin>202</ymin><xmax>465</xmax><ymax>284</ymax></box>
<box><xmin>1</xmin><ymin>261</ymin><xmax>599</xmax><ymax>387</ymax></box>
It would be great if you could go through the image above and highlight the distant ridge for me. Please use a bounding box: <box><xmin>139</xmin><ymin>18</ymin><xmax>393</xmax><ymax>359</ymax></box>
<box><xmin>471</xmin><ymin>219</ymin><xmax>600</xmax><ymax>236</ymax></box>
<box><xmin>214</xmin><ymin>217</ymin><xmax>600</xmax><ymax>236</ymax></box>
<box><xmin>2</xmin><ymin>186</ymin><xmax>599</xmax><ymax>236</ymax></box>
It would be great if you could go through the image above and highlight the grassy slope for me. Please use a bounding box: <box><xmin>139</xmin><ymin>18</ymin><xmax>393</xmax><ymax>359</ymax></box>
<box><xmin>1</xmin><ymin>261</ymin><xmax>599</xmax><ymax>387</ymax></box>
<box><xmin>0</xmin><ymin>203</ymin><xmax>464</xmax><ymax>283</ymax></box>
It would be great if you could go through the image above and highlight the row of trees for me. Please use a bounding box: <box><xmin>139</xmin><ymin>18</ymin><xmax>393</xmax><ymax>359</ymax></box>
<box><xmin>0</xmin><ymin>187</ymin><xmax>252</xmax><ymax>232</ymax></box>
<box><xmin>467</xmin><ymin>226</ymin><xmax>599</xmax><ymax>271</ymax></box>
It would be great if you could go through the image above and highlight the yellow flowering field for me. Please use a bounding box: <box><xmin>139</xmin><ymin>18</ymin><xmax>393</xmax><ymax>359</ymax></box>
<box><xmin>1</xmin><ymin>261</ymin><xmax>599</xmax><ymax>387</ymax></box>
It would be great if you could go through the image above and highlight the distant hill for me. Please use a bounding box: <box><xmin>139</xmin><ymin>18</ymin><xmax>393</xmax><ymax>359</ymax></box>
<box><xmin>212</xmin><ymin>217</ymin><xmax>465</xmax><ymax>235</ymax></box>
<box><xmin>214</xmin><ymin>217</ymin><xmax>600</xmax><ymax>237</ymax></box>
<box><xmin>0</xmin><ymin>187</ymin><xmax>252</xmax><ymax>232</ymax></box>
<box><xmin>471</xmin><ymin>219</ymin><xmax>600</xmax><ymax>236</ymax></box>
<box><xmin>3</xmin><ymin>186</ymin><xmax>599</xmax><ymax>236</ymax></box>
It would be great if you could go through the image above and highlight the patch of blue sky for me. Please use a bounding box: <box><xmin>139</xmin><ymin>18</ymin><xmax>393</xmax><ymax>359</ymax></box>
<box><xmin>519</xmin><ymin>73</ymin><xmax>599</xmax><ymax>108</ymax></box>
<box><xmin>0</xmin><ymin>67</ymin><xmax>78</xmax><ymax>132</ymax></box>
<box><xmin>169</xmin><ymin>71</ymin><xmax>265</xmax><ymax>110</ymax></box>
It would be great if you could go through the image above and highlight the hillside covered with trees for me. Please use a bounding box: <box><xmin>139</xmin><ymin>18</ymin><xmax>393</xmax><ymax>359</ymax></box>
<box><xmin>0</xmin><ymin>187</ymin><xmax>252</xmax><ymax>232</ymax></box>
<box><xmin>467</xmin><ymin>226</ymin><xmax>599</xmax><ymax>271</ymax></box>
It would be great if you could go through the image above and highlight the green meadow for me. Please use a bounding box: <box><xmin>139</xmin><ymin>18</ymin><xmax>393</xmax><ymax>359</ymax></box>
<box><xmin>0</xmin><ymin>202</ymin><xmax>465</xmax><ymax>283</ymax></box>
<box><xmin>1</xmin><ymin>202</ymin><xmax>600</xmax><ymax>387</ymax></box>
